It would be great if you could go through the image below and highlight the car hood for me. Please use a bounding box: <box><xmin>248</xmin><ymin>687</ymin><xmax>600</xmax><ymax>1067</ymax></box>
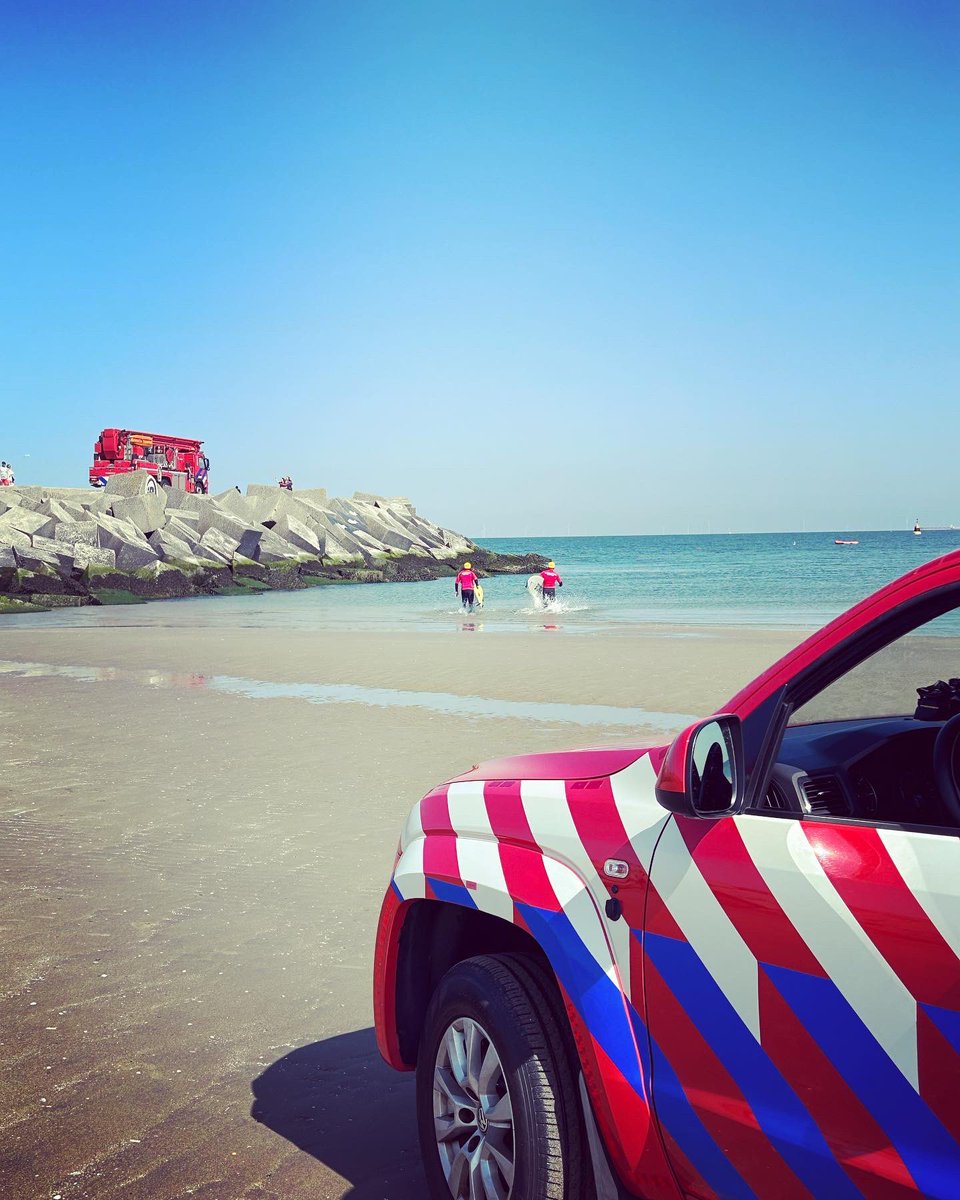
<box><xmin>451</xmin><ymin>744</ymin><xmax>662</xmax><ymax>783</ymax></box>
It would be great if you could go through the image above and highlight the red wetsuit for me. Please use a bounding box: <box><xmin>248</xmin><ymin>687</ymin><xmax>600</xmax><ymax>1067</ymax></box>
<box><xmin>456</xmin><ymin>570</ymin><xmax>477</xmax><ymax>592</ymax></box>
<box><xmin>540</xmin><ymin>569</ymin><xmax>562</xmax><ymax>589</ymax></box>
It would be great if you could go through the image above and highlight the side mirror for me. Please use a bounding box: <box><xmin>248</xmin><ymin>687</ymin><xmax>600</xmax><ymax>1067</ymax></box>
<box><xmin>655</xmin><ymin>714</ymin><xmax>745</xmax><ymax>817</ymax></box>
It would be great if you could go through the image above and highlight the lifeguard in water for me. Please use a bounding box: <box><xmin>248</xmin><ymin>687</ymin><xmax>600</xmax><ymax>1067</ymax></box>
<box><xmin>455</xmin><ymin>562</ymin><xmax>480</xmax><ymax>612</ymax></box>
<box><xmin>540</xmin><ymin>561</ymin><xmax>563</xmax><ymax>605</ymax></box>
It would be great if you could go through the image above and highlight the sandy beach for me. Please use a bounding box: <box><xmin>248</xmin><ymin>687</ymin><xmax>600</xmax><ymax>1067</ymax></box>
<box><xmin>0</xmin><ymin>620</ymin><xmax>807</xmax><ymax>1199</ymax></box>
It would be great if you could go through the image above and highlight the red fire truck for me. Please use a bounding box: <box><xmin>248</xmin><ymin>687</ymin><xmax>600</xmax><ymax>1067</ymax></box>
<box><xmin>90</xmin><ymin>429</ymin><xmax>210</xmax><ymax>493</ymax></box>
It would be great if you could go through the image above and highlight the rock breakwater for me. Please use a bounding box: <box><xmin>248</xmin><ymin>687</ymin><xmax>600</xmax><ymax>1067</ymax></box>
<box><xmin>0</xmin><ymin>478</ymin><xmax>545</xmax><ymax>614</ymax></box>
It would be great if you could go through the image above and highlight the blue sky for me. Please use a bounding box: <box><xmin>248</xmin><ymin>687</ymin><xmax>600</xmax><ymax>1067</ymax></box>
<box><xmin>2</xmin><ymin>1</ymin><xmax>957</xmax><ymax>535</ymax></box>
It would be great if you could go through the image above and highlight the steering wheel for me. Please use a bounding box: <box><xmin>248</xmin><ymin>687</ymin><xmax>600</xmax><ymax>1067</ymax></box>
<box><xmin>933</xmin><ymin>713</ymin><xmax>960</xmax><ymax>824</ymax></box>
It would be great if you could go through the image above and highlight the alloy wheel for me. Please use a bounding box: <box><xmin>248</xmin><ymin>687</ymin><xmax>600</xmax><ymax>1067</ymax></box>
<box><xmin>432</xmin><ymin>1016</ymin><xmax>515</xmax><ymax>1200</ymax></box>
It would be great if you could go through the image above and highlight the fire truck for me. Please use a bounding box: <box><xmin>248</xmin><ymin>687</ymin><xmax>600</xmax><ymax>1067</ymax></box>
<box><xmin>89</xmin><ymin>429</ymin><xmax>210</xmax><ymax>493</ymax></box>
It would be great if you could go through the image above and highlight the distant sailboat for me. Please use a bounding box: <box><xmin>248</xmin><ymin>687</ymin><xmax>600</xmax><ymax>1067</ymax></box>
<box><xmin>914</xmin><ymin>518</ymin><xmax>922</xmax><ymax>536</ymax></box>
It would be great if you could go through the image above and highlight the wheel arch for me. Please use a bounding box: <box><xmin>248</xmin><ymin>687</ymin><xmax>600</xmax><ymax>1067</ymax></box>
<box><xmin>394</xmin><ymin>897</ymin><xmax>552</xmax><ymax>1067</ymax></box>
<box><xmin>374</xmin><ymin>835</ymin><xmax>674</xmax><ymax>1196</ymax></box>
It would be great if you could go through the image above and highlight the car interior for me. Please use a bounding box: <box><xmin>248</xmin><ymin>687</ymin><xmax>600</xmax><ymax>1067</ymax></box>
<box><xmin>746</xmin><ymin>596</ymin><xmax>960</xmax><ymax>830</ymax></box>
<box><xmin>761</xmin><ymin>713</ymin><xmax>960</xmax><ymax>829</ymax></box>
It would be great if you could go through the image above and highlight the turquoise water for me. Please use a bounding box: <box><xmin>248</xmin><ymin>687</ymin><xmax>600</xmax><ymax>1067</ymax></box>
<box><xmin>484</xmin><ymin>530</ymin><xmax>960</xmax><ymax>629</ymax></box>
<box><xmin>2</xmin><ymin>530</ymin><xmax>959</xmax><ymax>633</ymax></box>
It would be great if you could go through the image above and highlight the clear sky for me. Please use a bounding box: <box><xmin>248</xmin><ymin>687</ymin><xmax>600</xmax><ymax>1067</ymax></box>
<box><xmin>2</xmin><ymin>1</ymin><xmax>957</xmax><ymax>535</ymax></box>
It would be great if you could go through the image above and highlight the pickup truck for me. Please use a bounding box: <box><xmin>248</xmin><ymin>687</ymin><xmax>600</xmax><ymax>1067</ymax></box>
<box><xmin>373</xmin><ymin>549</ymin><xmax>960</xmax><ymax>1200</ymax></box>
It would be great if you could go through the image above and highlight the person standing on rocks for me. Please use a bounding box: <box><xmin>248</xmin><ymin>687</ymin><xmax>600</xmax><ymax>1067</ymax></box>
<box><xmin>455</xmin><ymin>561</ymin><xmax>479</xmax><ymax>612</ymax></box>
<box><xmin>0</xmin><ymin>462</ymin><xmax>12</xmax><ymax>485</ymax></box>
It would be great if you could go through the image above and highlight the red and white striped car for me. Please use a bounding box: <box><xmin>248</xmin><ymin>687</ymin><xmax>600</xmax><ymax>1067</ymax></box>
<box><xmin>374</xmin><ymin>549</ymin><xmax>960</xmax><ymax>1200</ymax></box>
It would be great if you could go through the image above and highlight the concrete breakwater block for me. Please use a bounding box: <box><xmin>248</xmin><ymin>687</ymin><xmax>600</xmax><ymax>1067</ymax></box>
<box><xmin>110</xmin><ymin>493</ymin><xmax>167</xmax><ymax>536</ymax></box>
<box><xmin>54</xmin><ymin>519</ymin><xmax>100</xmax><ymax>548</ymax></box>
<box><xmin>14</xmin><ymin>541</ymin><xmax>64</xmax><ymax>571</ymax></box>
<box><xmin>320</xmin><ymin>528</ymin><xmax>362</xmax><ymax>563</ymax></box>
<box><xmin>14</xmin><ymin>485</ymin><xmax>93</xmax><ymax>499</ymax></box>
<box><xmin>272</xmin><ymin>514</ymin><xmax>321</xmax><ymax>556</ymax></box>
<box><xmin>148</xmin><ymin>527</ymin><xmax>200</xmax><ymax>563</ymax></box>
<box><xmin>310</xmin><ymin>512</ymin><xmax>362</xmax><ymax>554</ymax></box>
<box><xmin>0</xmin><ymin>527</ymin><xmax>33</xmax><ymax>551</ymax></box>
<box><xmin>198</xmin><ymin>526</ymin><xmax>240</xmax><ymax>564</ymax></box>
<box><xmin>94</xmin><ymin>515</ymin><xmax>159</xmax><ymax>570</ymax></box>
<box><xmin>164</xmin><ymin>515</ymin><xmax>202</xmax><ymax>548</ymax></box>
<box><xmin>169</xmin><ymin>511</ymin><xmax>200</xmax><ymax>534</ymax></box>
<box><xmin>254</xmin><ymin>529</ymin><xmax>300</xmax><ymax>563</ymax></box>
<box><xmin>82</xmin><ymin>492</ymin><xmax>111</xmax><ymax>516</ymax></box>
<box><xmin>338</xmin><ymin>502</ymin><xmax>417</xmax><ymax>551</ymax></box>
<box><xmin>32</xmin><ymin>517</ymin><xmax>65</xmax><ymax>541</ymax></box>
<box><xmin>0</xmin><ymin>507</ymin><xmax>51</xmax><ymax>538</ymax></box>
<box><xmin>254</xmin><ymin>493</ymin><xmax>318</xmax><ymax>531</ymax></box>
<box><xmin>352</xmin><ymin>492</ymin><xmax>416</xmax><ymax>515</ymax></box>
<box><xmin>198</xmin><ymin>505</ymin><xmax>249</xmax><ymax>543</ymax></box>
<box><xmin>350</xmin><ymin>528</ymin><xmax>390</xmax><ymax>555</ymax></box>
<box><xmin>294</xmin><ymin>486</ymin><xmax>327</xmax><ymax>504</ymax></box>
<box><xmin>163</xmin><ymin>490</ymin><xmax>202</xmax><ymax>515</ymax></box>
<box><xmin>245</xmin><ymin>483</ymin><xmax>329</xmax><ymax>504</ymax></box>
<box><xmin>369</xmin><ymin>523</ymin><xmax>415</xmax><ymax>553</ymax></box>
<box><xmin>36</xmin><ymin>497</ymin><xmax>86</xmax><ymax>523</ymax></box>
<box><xmin>27</xmin><ymin>536</ymin><xmax>103</xmax><ymax>574</ymax></box>
<box><xmin>72</xmin><ymin>544</ymin><xmax>116</xmax><ymax>570</ymax></box>
<box><xmin>104</xmin><ymin>472</ymin><xmax>161</xmax><ymax>497</ymax></box>
<box><xmin>5</xmin><ymin>493</ymin><xmax>44</xmax><ymax>513</ymax></box>
<box><xmin>235</xmin><ymin>528</ymin><xmax>263</xmax><ymax>560</ymax></box>
<box><xmin>210</xmin><ymin>486</ymin><xmax>242</xmax><ymax>505</ymax></box>
<box><xmin>211</xmin><ymin>488</ymin><xmax>255</xmax><ymax>521</ymax></box>
<box><xmin>440</xmin><ymin>528</ymin><xmax>472</xmax><ymax>554</ymax></box>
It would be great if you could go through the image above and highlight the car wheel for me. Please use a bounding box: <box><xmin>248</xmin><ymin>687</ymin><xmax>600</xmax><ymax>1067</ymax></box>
<box><xmin>416</xmin><ymin>953</ymin><xmax>592</xmax><ymax>1200</ymax></box>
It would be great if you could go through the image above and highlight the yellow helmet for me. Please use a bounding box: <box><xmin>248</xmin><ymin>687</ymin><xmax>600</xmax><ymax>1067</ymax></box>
<box><xmin>548</xmin><ymin>561</ymin><xmax>556</xmax><ymax>568</ymax></box>
<box><xmin>463</xmin><ymin>561</ymin><xmax>472</xmax><ymax>569</ymax></box>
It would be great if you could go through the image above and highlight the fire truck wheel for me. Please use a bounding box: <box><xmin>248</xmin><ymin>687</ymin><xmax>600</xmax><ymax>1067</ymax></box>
<box><xmin>159</xmin><ymin>478</ymin><xmax>171</xmax><ymax>489</ymax></box>
<box><xmin>144</xmin><ymin>476</ymin><xmax>159</xmax><ymax>495</ymax></box>
<box><xmin>416</xmin><ymin>953</ymin><xmax>593</xmax><ymax>1200</ymax></box>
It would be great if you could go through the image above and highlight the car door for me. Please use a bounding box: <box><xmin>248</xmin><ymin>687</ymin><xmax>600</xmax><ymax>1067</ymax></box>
<box><xmin>646</xmin><ymin>808</ymin><xmax>960</xmax><ymax>1200</ymax></box>
<box><xmin>643</xmin><ymin>571</ymin><xmax>960</xmax><ymax>1200</ymax></box>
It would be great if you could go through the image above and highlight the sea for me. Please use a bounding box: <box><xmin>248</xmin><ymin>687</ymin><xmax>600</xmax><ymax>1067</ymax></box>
<box><xmin>4</xmin><ymin>529</ymin><xmax>960</xmax><ymax>635</ymax></box>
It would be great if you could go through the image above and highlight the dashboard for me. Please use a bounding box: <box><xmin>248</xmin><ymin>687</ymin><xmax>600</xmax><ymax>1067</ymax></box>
<box><xmin>760</xmin><ymin>716</ymin><xmax>955</xmax><ymax>829</ymax></box>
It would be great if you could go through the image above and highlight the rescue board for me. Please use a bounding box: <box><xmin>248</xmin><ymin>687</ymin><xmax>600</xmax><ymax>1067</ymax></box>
<box><xmin>527</xmin><ymin>574</ymin><xmax>544</xmax><ymax>609</ymax></box>
<box><xmin>475</xmin><ymin>584</ymin><xmax>484</xmax><ymax>608</ymax></box>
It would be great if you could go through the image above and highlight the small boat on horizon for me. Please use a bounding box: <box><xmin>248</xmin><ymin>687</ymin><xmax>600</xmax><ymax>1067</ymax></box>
<box><xmin>914</xmin><ymin>518</ymin><xmax>922</xmax><ymax>536</ymax></box>
<box><xmin>835</xmin><ymin>539</ymin><xmax>859</xmax><ymax>545</ymax></box>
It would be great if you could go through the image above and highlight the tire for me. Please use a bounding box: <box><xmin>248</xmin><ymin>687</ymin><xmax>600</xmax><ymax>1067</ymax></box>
<box><xmin>160</xmin><ymin>478</ymin><xmax>171</xmax><ymax>489</ymax></box>
<box><xmin>416</xmin><ymin>953</ymin><xmax>593</xmax><ymax>1200</ymax></box>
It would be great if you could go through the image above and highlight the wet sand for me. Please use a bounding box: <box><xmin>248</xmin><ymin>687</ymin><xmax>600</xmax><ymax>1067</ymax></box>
<box><xmin>0</xmin><ymin>623</ymin><xmax>805</xmax><ymax>1199</ymax></box>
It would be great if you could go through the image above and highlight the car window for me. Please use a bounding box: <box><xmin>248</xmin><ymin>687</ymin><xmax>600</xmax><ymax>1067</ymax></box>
<box><xmin>789</xmin><ymin>608</ymin><xmax>960</xmax><ymax>726</ymax></box>
<box><xmin>751</xmin><ymin>606</ymin><xmax>960</xmax><ymax>829</ymax></box>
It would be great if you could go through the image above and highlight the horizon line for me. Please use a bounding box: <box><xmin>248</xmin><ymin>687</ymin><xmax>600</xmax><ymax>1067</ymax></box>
<box><xmin>475</xmin><ymin>527</ymin><xmax>958</xmax><ymax>539</ymax></box>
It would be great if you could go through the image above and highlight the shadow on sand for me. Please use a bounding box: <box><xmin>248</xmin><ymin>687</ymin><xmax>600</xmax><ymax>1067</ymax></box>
<box><xmin>251</xmin><ymin>1027</ymin><xmax>426</xmax><ymax>1199</ymax></box>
